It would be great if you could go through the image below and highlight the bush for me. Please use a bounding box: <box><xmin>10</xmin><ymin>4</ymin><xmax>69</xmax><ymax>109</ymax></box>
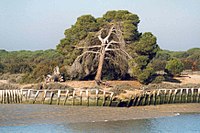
<box><xmin>151</xmin><ymin>75</ymin><xmax>165</xmax><ymax>84</ymax></box>
<box><xmin>165</xmin><ymin>58</ymin><xmax>184</xmax><ymax>76</ymax></box>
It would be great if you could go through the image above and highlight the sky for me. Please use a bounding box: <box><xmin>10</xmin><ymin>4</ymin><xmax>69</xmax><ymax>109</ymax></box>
<box><xmin>0</xmin><ymin>0</ymin><xmax>200</xmax><ymax>51</ymax></box>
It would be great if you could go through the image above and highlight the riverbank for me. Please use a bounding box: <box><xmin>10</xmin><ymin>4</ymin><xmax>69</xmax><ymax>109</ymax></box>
<box><xmin>0</xmin><ymin>103</ymin><xmax>199</xmax><ymax>126</ymax></box>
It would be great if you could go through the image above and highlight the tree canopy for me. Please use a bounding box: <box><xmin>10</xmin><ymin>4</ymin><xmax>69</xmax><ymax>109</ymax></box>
<box><xmin>57</xmin><ymin>10</ymin><xmax>159</xmax><ymax>84</ymax></box>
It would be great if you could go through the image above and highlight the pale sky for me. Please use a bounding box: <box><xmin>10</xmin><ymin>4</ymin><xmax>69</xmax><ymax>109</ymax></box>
<box><xmin>0</xmin><ymin>0</ymin><xmax>200</xmax><ymax>51</ymax></box>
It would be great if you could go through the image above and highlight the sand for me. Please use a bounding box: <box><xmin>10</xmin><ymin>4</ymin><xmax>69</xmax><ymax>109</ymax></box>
<box><xmin>0</xmin><ymin>103</ymin><xmax>199</xmax><ymax>125</ymax></box>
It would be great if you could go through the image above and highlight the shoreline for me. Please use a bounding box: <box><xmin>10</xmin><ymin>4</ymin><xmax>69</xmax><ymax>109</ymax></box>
<box><xmin>0</xmin><ymin>103</ymin><xmax>199</xmax><ymax>126</ymax></box>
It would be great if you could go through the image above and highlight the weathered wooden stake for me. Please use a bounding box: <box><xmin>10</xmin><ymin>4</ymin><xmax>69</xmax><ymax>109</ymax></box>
<box><xmin>102</xmin><ymin>91</ymin><xmax>106</xmax><ymax>106</ymax></box>
<box><xmin>86</xmin><ymin>90</ymin><xmax>89</xmax><ymax>106</ymax></box>
<box><xmin>96</xmin><ymin>89</ymin><xmax>99</xmax><ymax>106</ymax></box>
<box><xmin>78</xmin><ymin>91</ymin><xmax>82</xmax><ymax>105</ymax></box>
<box><xmin>72</xmin><ymin>90</ymin><xmax>76</xmax><ymax>106</ymax></box>
<box><xmin>63</xmin><ymin>90</ymin><xmax>69</xmax><ymax>105</ymax></box>
<box><xmin>191</xmin><ymin>88</ymin><xmax>194</xmax><ymax>102</ymax></box>
<box><xmin>42</xmin><ymin>90</ymin><xmax>47</xmax><ymax>104</ymax></box>
<box><xmin>49</xmin><ymin>92</ymin><xmax>54</xmax><ymax>105</ymax></box>
<box><xmin>186</xmin><ymin>89</ymin><xmax>189</xmax><ymax>103</ymax></box>
<box><xmin>57</xmin><ymin>90</ymin><xmax>61</xmax><ymax>105</ymax></box>
<box><xmin>109</xmin><ymin>92</ymin><xmax>114</xmax><ymax>106</ymax></box>
<box><xmin>154</xmin><ymin>91</ymin><xmax>157</xmax><ymax>105</ymax></box>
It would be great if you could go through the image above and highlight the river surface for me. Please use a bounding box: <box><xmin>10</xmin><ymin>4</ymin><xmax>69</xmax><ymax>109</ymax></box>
<box><xmin>0</xmin><ymin>104</ymin><xmax>199</xmax><ymax>133</ymax></box>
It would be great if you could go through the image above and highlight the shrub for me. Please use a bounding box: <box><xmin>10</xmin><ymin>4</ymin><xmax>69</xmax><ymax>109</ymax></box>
<box><xmin>165</xmin><ymin>58</ymin><xmax>184</xmax><ymax>76</ymax></box>
<box><xmin>151</xmin><ymin>75</ymin><xmax>165</xmax><ymax>84</ymax></box>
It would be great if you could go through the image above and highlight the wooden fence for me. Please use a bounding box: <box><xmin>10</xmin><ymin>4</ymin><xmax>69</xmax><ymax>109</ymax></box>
<box><xmin>0</xmin><ymin>88</ymin><xmax>199</xmax><ymax>107</ymax></box>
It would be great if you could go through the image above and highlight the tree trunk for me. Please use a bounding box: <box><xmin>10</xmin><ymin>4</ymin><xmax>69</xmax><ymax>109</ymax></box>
<box><xmin>95</xmin><ymin>47</ymin><xmax>106</xmax><ymax>84</ymax></box>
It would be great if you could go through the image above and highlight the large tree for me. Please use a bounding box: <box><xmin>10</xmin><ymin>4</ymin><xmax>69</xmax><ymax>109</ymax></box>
<box><xmin>57</xmin><ymin>10</ymin><xmax>159</xmax><ymax>84</ymax></box>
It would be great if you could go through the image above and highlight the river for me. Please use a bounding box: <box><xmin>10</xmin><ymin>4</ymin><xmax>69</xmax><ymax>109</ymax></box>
<box><xmin>0</xmin><ymin>104</ymin><xmax>199</xmax><ymax>133</ymax></box>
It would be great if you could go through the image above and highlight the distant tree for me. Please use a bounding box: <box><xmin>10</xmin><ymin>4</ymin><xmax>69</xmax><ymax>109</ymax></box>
<box><xmin>165</xmin><ymin>58</ymin><xmax>184</xmax><ymax>76</ymax></box>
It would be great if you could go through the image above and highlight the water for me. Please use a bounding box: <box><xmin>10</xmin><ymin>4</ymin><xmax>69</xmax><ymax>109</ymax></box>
<box><xmin>0</xmin><ymin>105</ymin><xmax>200</xmax><ymax>133</ymax></box>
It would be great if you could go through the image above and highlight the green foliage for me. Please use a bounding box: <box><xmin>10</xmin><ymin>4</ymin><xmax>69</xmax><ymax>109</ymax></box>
<box><xmin>0</xmin><ymin>63</ymin><xmax>4</xmax><ymax>73</ymax></box>
<box><xmin>151</xmin><ymin>75</ymin><xmax>165</xmax><ymax>84</ymax></box>
<box><xmin>151</xmin><ymin>59</ymin><xmax>167</xmax><ymax>71</ymax></box>
<box><xmin>57</xmin><ymin>10</ymin><xmax>142</xmax><ymax>81</ymax></box>
<box><xmin>0</xmin><ymin>49</ymin><xmax>65</xmax><ymax>83</ymax></box>
<box><xmin>135</xmin><ymin>32</ymin><xmax>159</xmax><ymax>57</ymax></box>
<box><xmin>134</xmin><ymin>56</ymin><xmax>149</xmax><ymax>69</ymax></box>
<box><xmin>155</xmin><ymin>50</ymin><xmax>171</xmax><ymax>60</ymax></box>
<box><xmin>165</xmin><ymin>58</ymin><xmax>184</xmax><ymax>76</ymax></box>
<box><xmin>129</xmin><ymin>32</ymin><xmax>159</xmax><ymax>84</ymax></box>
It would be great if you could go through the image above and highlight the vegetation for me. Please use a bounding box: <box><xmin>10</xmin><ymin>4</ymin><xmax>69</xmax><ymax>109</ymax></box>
<box><xmin>57</xmin><ymin>10</ymin><xmax>159</xmax><ymax>84</ymax></box>
<box><xmin>0</xmin><ymin>49</ymin><xmax>65</xmax><ymax>83</ymax></box>
<box><xmin>165</xmin><ymin>58</ymin><xmax>184</xmax><ymax>76</ymax></box>
<box><xmin>0</xmin><ymin>10</ymin><xmax>199</xmax><ymax>85</ymax></box>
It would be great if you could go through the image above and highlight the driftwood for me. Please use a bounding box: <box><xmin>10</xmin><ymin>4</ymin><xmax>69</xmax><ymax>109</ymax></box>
<box><xmin>44</xmin><ymin>66</ymin><xmax>65</xmax><ymax>83</ymax></box>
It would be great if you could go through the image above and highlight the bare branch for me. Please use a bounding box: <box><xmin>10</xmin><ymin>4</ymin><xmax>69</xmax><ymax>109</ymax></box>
<box><xmin>103</xmin><ymin>25</ymin><xmax>115</xmax><ymax>43</ymax></box>
<box><xmin>98</xmin><ymin>29</ymin><xmax>104</xmax><ymax>43</ymax></box>
<box><xmin>105</xmin><ymin>48</ymin><xmax>120</xmax><ymax>51</ymax></box>
<box><xmin>75</xmin><ymin>51</ymin><xmax>100</xmax><ymax>61</ymax></box>
<box><xmin>75</xmin><ymin>45</ymin><xmax>101</xmax><ymax>49</ymax></box>
<box><xmin>120</xmin><ymin>49</ymin><xmax>133</xmax><ymax>59</ymax></box>
<box><xmin>105</xmin><ymin>40</ymin><xmax>120</xmax><ymax>50</ymax></box>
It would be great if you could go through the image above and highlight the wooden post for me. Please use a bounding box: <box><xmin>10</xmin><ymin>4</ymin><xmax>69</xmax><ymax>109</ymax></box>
<box><xmin>49</xmin><ymin>92</ymin><xmax>54</xmax><ymax>105</ymax></box>
<box><xmin>191</xmin><ymin>88</ymin><xmax>194</xmax><ymax>102</ymax></box>
<box><xmin>80</xmin><ymin>90</ymin><xmax>83</xmax><ymax>105</ymax></box>
<box><xmin>72</xmin><ymin>90</ymin><xmax>76</xmax><ymax>106</ymax></box>
<box><xmin>57</xmin><ymin>90</ymin><xmax>61</xmax><ymax>105</ymax></box>
<box><xmin>132</xmin><ymin>95</ymin><xmax>138</xmax><ymax>106</ymax></box>
<box><xmin>163</xmin><ymin>90</ymin><xmax>167</xmax><ymax>104</ymax></box>
<box><xmin>179</xmin><ymin>89</ymin><xmax>183</xmax><ymax>103</ymax></box>
<box><xmin>17</xmin><ymin>90</ymin><xmax>20</xmax><ymax>103</ymax></box>
<box><xmin>63</xmin><ymin>90</ymin><xmax>69</xmax><ymax>105</ymax></box>
<box><xmin>86</xmin><ymin>90</ymin><xmax>89</xmax><ymax>106</ymax></box>
<box><xmin>102</xmin><ymin>91</ymin><xmax>106</xmax><ymax>106</ymax></box>
<box><xmin>157</xmin><ymin>90</ymin><xmax>161</xmax><ymax>104</ymax></box>
<box><xmin>167</xmin><ymin>90</ymin><xmax>172</xmax><ymax>104</ymax></box>
<box><xmin>5</xmin><ymin>90</ymin><xmax>8</xmax><ymax>104</ymax></box>
<box><xmin>186</xmin><ymin>89</ymin><xmax>189</xmax><ymax>103</ymax></box>
<box><xmin>137</xmin><ymin>94</ymin><xmax>142</xmax><ymax>106</ymax></box>
<box><xmin>109</xmin><ymin>92</ymin><xmax>114</xmax><ymax>106</ymax></box>
<box><xmin>7</xmin><ymin>90</ymin><xmax>10</xmax><ymax>104</ymax></box>
<box><xmin>127</xmin><ymin>95</ymin><xmax>133</xmax><ymax>107</ymax></box>
<box><xmin>33</xmin><ymin>90</ymin><xmax>40</xmax><ymax>104</ymax></box>
<box><xmin>143</xmin><ymin>93</ymin><xmax>147</xmax><ymax>106</ymax></box>
<box><xmin>96</xmin><ymin>89</ymin><xmax>99</xmax><ymax>106</ymax></box>
<box><xmin>42</xmin><ymin>90</ymin><xmax>47</xmax><ymax>104</ymax></box>
<box><xmin>148</xmin><ymin>93</ymin><xmax>151</xmax><ymax>105</ymax></box>
<box><xmin>172</xmin><ymin>89</ymin><xmax>177</xmax><ymax>103</ymax></box>
<box><xmin>2</xmin><ymin>90</ymin><xmax>5</xmax><ymax>104</ymax></box>
<box><xmin>20</xmin><ymin>89</ymin><xmax>23</xmax><ymax>103</ymax></box>
<box><xmin>154</xmin><ymin>91</ymin><xmax>157</xmax><ymax>105</ymax></box>
<box><xmin>197</xmin><ymin>88</ymin><xmax>200</xmax><ymax>103</ymax></box>
<box><xmin>27</xmin><ymin>89</ymin><xmax>31</xmax><ymax>102</ymax></box>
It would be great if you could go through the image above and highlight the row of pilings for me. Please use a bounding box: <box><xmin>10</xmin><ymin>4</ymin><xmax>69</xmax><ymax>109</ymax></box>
<box><xmin>126</xmin><ymin>88</ymin><xmax>200</xmax><ymax>107</ymax></box>
<box><xmin>0</xmin><ymin>89</ymin><xmax>115</xmax><ymax>106</ymax></box>
<box><xmin>0</xmin><ymin>88</ymin><xmax>200</xmax><ymax>107</ymax></box>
